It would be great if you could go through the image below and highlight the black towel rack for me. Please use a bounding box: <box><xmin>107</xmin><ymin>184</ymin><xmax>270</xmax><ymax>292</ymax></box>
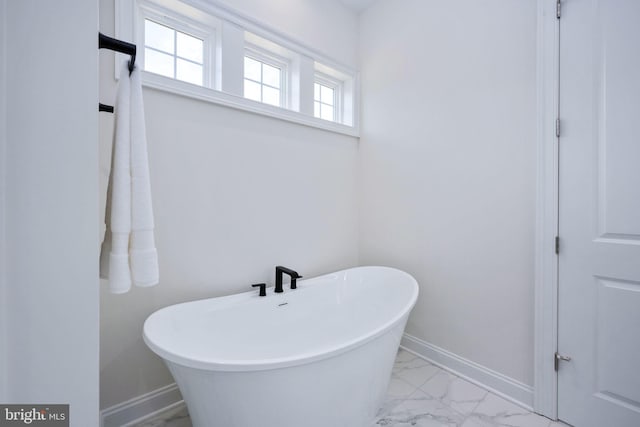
<box><xmin>99</xmin><ymin>32</ymin><xmax>137</xmax><ymax>113</ymax></box>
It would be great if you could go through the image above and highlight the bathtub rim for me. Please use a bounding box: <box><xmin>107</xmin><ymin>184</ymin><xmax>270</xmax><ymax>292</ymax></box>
<box><xmin>143</xmin><ymin>266</ymin><xmax>418</xmax><ymax>372</ymax></box>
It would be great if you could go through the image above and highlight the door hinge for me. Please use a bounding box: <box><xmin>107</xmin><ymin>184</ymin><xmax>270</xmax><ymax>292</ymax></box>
<box><xmin>555</xmin><ymin>352</ymin><xmax>571</xmax><ymax>371</ymax></box>
<box><xmin>555</xmin><ymin>118</ymin><xmax>561</xmax><ymax>138</ymax></box>
<box><xmin>555</xmin><ymin>236</ymin><xmax>560</xmax><ymax>254</ymax></box>
<box><xmin>556</xmin><ymin>0</ymin><xmax>561</xmax><ymax>19</ymax></box>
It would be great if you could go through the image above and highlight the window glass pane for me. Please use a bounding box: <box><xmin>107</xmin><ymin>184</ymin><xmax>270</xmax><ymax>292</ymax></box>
<box><xmin>176</xmin><ymin>59</ymin><xmax>203</xmax><ymax>86</ymax></box>
<box><xmin>314</xmin><ymin>83</ymin><xmax>320</xmax><ymax>101</ymax></box>
<box><xmin>244</xmin><ymin>79</ymin><xmax>261</xmax><ymax>102</ymax></box>
<box><xmin>145</xmin><ymin>20</ymin><xmax>174</xmax><ymax>54</ymax></box>
<box><xmin>262</xmin><ymin>63</ymin><xmax>280</xmax><ymax>88</ymax></box>
<box><xmin>314</xmin><ymin>101</ymin><xmax>320</xmax><ymax>118</ymax></box>
<box><xmin>320</xmin><ymin>105</ymin><xmax>334</xmax><ymax>121</ymax></box>
<box><xmin>244</xmin><ymin>57</ymin><xmax>261</xmax><ymax>82</ymax></box>
<box><xmin>176</xmin><ymin>32</ymin><xmax>203</xmax><ymax>64</ymax></box>
<box><xmin>321</xmin><ymin>85</ymin><xmax>334</xmax><ymax>106</ymax></box>
<box><xmin>262</xmin><ymin>86</ymin><xmax>280</xmax><ymax>107</ymax></box>
<box><xmin>145</xmin><ymin>48</ymin><xmax>174</xmax><ymax>78</ymax></box>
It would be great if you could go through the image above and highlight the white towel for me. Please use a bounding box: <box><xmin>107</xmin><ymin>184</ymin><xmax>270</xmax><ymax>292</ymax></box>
<box><xmin>100</xmin><ymin>63</ymin><xmax>159</xmax><ymax>293</ymax></box>
<box><xmin>129</xmin><ymin>66</ymin><xmax>159</xmax><ymax>287</ymax></box>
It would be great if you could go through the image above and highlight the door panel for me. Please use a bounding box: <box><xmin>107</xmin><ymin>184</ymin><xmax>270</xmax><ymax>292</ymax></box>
<box><xmin>596</xmin><ymin>278</ymin><xmax>640</xmax><ymax>403</ymax></box>
<box><xmin>597</xmin><ymin>1</ymin><xmax>640</xmax><ymax>237</ymax></box>
<box><xmin>558</xmin><ymin>1</ymin><xmax>640</xmax><ymax>426</ymax></box>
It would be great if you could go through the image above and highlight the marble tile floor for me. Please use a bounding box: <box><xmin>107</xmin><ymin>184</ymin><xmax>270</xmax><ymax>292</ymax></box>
<box><xmin>131</xmin><ymin>349</ymin><xmax>569</xmax><ymax>427</ymax></box>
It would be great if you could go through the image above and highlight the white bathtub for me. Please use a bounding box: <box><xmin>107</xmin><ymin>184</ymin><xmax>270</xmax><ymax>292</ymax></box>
<box><xmin>143</xmin><ymin>266</ymin><xmax>418</xmax><ymax>427</ymax></box>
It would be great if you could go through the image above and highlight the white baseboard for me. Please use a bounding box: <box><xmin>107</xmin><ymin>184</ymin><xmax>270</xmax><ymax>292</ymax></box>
<box><xmin>101</xmin><ymin>383</ymin><xmax>184</xmax><ymax>427</ymax></box>
<box><xmin>401</xmin><ymin>333</ymin><xmax>534</xmax><ymax>410</ymax></box>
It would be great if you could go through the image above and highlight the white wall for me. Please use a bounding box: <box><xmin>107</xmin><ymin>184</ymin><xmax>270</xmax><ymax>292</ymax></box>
<box><xmin>217</xmin><ymin>0</ymin><xmax>358</xmax><ymax>68</ymax></box>
<box><xmin>99</xmin><ymin>0</ymin><xmax>359</xmax><ymax>409</ymax></box>
<box><xmin>359</xmin><ymin>0</ymin><xmax>537</xmax><ymax>386</ymax></box>
<box><xmin>3</xmin><ymin>1</ymin><xmax>100</xmax><ymax>425</ymax></box>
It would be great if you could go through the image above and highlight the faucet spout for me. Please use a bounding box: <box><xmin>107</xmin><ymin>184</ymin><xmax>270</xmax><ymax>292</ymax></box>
<box><xmin>275</xmin><ymin>266</ymin><xmax>303</xmax><ymax>293</ymax></box>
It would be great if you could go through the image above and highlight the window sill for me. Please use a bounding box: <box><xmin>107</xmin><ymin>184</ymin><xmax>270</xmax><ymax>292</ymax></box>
<box><xmin>141</xmin><ymin>72</ymin><xmax>360</xmax><ymax>138</ymax></box>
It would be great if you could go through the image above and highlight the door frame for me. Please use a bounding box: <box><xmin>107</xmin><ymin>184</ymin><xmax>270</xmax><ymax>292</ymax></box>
<box><xmin>534</xmin><ymin>0</ymin><xmax>561</xmax><ymax>419</ymax></box>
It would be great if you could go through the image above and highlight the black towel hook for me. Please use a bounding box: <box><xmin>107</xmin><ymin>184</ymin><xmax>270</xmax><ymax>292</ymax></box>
<box><xmin>98</xmin><ymin>32</ymin><xmax>137</xmax><ymax>113</ymax></box>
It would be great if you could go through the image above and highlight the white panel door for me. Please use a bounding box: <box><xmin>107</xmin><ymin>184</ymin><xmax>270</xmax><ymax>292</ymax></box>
<box><xmin>558</xmin><ymin>1</ymin><xmax>640</xmax><ymax>426</ymax></box>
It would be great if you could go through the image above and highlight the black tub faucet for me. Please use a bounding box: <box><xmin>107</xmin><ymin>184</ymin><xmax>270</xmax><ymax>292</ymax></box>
<box><xmin>275</xmin><ymin>266</ymin><xmax>303</xmax><ymax>293</ymax></box>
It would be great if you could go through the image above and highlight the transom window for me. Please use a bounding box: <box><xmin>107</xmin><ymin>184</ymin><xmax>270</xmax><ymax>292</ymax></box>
<box><xmin>144</xmin><ymin>19</ymin><xmax>204</xmax><ymax>86</ymax></box>
<box><xmin>314</xmin><ymin>82</ymin><xmax>336</xmax><ymax>122</ymax></box>
<box><xmin>243</xmin><ymin>55</ymin><xmax>283</xmax><ymax>107</ymax></box>
<box><xmin>126</xmin><ymin>0</ymin><xmax>358</xmax><ymax>132</ymax></box>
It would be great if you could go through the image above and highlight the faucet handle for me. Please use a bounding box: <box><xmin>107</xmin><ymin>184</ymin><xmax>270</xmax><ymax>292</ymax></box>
<box><xmin>291</xmin><ymin>274</ymin><xmax>303</xmax><ymax>290</ymax></box>
<box><xmin>251</xmin><ymin>283</ymin><xmax>267</xmax><ymax>297</ymax></box>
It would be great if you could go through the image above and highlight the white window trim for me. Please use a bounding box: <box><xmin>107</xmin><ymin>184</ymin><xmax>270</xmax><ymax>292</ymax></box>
<box><xmin>141</xmin><ymin>72</ymin><xmax>359</xmax><ymax>136</ymax></box>
<box><xmin>114</xmin><ymin>0</ymin><xmax>360</xmax><ymax>137</ymax></box>
<box><xmin>137</xmin><ymin>3</ymin><xmax>217</xmax><ymax>88</ymax></box>
<box><xmin>314</xmin><ymin>73</ymin><xmax>343</xmax><ymax>123</ymax></box>
<box><xmin>244</xmin><ymin>45</ymin><xmax>290</xmax><ymax>110</ymax></box>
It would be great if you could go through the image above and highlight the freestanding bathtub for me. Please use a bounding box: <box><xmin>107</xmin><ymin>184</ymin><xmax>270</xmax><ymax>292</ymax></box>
<box><xmin>143</xmin><ymin>266</ymin><xmax>418</xmax><ymax>427</ymax></box>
